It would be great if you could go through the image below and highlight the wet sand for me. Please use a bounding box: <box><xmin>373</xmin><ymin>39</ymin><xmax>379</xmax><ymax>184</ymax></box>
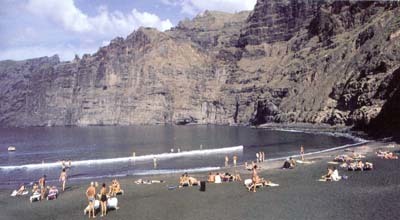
<box><xmin>2</xmin><ymin>141</ymin><xmax>400</xmax><ymax>220</ymax></box>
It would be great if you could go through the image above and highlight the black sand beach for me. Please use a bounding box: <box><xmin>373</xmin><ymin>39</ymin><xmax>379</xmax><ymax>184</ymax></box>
<box><xmin>2</xmin><ymin>141</ymin><xmax>400</xmax><ymax>220</ymax></box>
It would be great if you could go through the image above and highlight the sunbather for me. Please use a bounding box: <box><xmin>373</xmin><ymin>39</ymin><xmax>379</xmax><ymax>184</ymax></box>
<box><xmin>16</xmin><ymin>184</ymin><xmax>26</xmax><ymax>195</ymax></box>
<box><xmin>364</xmin><ymin>161</ymin><xmax>374</xmax><ymax>170</ymax></box>
<box><xmin>179</xmin><ymin>174</ymin><xmax>190</xmax><ymax>187</ymax></box>
<box><xmin>86</xmin><ymin>182</ymin><xmax>96</xmax><ymax>219</ymax></box>
<box><xmin>331</xmin><ymin>167</ymin><xmax>341</xmax><ymax>181</ymax></box>
<box><xmin>321</xmin><ymin>167</ymin><xmax>333</xmax><ymax>181</ymax></box>
<box><xmin>47</xmin><ymin>186</ymin><xmax>58</xmax><ymax>200</ymax></box>
<box><xmin>207</xmin><ymin>172</ymin><xmax>215</xmax><ymax>183</ymax></box>
<box><xmin>384</xmin><ymin>152</ymin><xmax>398</xmax><ymax>159</ymax></box>
<box><xmin>214</xmin><ymin>173</ymin><xmax>222</xmax><ymax>184</ymax></box>
<box><xmin>100</xmin><ymin>183</ymin><xmax>108</xmax><ymax>217</ymax></box>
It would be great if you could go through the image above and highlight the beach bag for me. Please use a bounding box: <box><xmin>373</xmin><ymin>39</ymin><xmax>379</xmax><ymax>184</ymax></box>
<box><xmin>200</xmin><ymin>181</ymin><xmax>206</xmax><ymax>192</ymax></box>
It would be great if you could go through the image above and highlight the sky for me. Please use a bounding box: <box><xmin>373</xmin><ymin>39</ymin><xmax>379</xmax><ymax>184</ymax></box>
<box><xmin>0</xmin><ymin>0</ymin><xmax>257</xmax><ymax>61</ymax></box>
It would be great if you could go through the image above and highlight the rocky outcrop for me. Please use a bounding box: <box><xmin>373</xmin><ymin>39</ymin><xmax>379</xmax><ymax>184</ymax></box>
<box><xmin>0</xmin><ymin>0</ymin><xmax>400</xmax><ymax>138</ymax></box>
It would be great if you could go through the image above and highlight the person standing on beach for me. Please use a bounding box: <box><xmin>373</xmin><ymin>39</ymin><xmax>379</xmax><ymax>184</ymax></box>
<box><xmin>86</xmin><ymin>182</ymin><xmax>96</xmax><ymax>219</ymax></box>
<box><xmin>59</xmin><ymin>168</ymin><xmax>67</xmax><ymax>191</ymax></box>
<box><xmin>261</xmin><ymin>152</ymin><xmax>265</xmax><ymax>162</ymax></box>
<box><xmin>300</xmin><ymin>146</ymin><xmax>305</xmax><ymax>161</ymax></box>
<box><xmin>251</xmin><ymin>165</ymin><xmax>260</xmax><ymax>192</ymax></box>
<box><xmin>225</xmin><ymin>155</ymin><xmax>229</xmax><ymax>167</ymax></box>
<box><xmin>153</xmin><ymin>157</ymin><xmax>157</xmax><ymax>169</ymax></box>
<box><xmin>233</xmin><ymin>155</ymin><xmax>238</xmax><ymax>167</ymax></box>
<box><xmin>256</xmin><ymin>152</ymin><xmax>260</xmax><ymax>163</ymax></box>
<box><xmin>100</xmin><ymin>183</ymin><xmax>108</xmax><ymax>217</ymax></box>
<box><xmin>38</xmin><ymin>175</ymin><xmax>46</xmax><ymax>200</ymax></box>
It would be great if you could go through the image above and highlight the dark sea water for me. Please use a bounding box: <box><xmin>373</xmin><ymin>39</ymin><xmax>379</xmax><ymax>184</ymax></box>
<box><xmin>0</xmin><ymin>125</ymin><xmax>358</xmax><ymax>189</ymax></box>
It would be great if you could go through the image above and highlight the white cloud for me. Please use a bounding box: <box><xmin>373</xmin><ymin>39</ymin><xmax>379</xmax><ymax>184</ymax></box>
<box><xmin>26</xmin><ymin>0</ymin><xmax>173</xmax><ymax>35</ymax></box>
<box><xmin>163</xmin><ymin>0</ymin><xmax>257</xmax><ymax>15</ymax></box>
<box><xmin>0</xmin><ymin>44</ymin><xmax>98</xmax><ymax>61</ymax></box>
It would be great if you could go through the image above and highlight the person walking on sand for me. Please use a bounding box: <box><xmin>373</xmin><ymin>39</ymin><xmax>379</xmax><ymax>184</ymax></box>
<box><xmin>233</xmin><ymin>155</ymin><xmax>238</xmax><ymax>167</ymax></box>
<box><xmin>100</xmin><ymin>183</ymin><xmax>108</xmax><ymax>217</ymax></box>
<box><xmin>86</xmin><ymin>182</ymin><xmax>96</xmax><ymax>219</ymax></box>
<box><xmin>225</xmin><ymin>155</ymin><xmax>229</xmax><ymax>167</ymax></box>
<box><xmin>59</xmin><ymin>168</ymin><xmax>67</xmax><ymax>191</ymax></box>
<box><xmin>300</xmin><ymin>146</ymin><xmax>305</xmax><ymax>161</ymax></box>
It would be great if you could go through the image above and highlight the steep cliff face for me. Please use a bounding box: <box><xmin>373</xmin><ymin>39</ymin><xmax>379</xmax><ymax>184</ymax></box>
<box><xmin>0</xmin><ymin>0</ymin><xmax>399</xmax><ymax>135</ymax></box>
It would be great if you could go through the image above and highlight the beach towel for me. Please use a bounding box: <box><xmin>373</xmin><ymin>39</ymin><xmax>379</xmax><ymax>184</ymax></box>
<box><xmin>10</xmin><ymin>190</ymin><xmax>28</xmax><ymax>197</ymax></box>
<box><xmin>168</xmin><ymin>185</ymin><xmax>178</xmax><ymax>190</ymax></box>
<box><xmin>328</xmin><ymin>161</ymin><xmax>339</xmax><ymax>165</ymax></box>
<box><xmin>265</xmin><ymin>183</ymin><xmax>279</xmax><ymax>187</ymax></box>
<box><xmin>296</xmin><ymin>160</ymin><xmax>314</xmax><ymax>164</ymax></box>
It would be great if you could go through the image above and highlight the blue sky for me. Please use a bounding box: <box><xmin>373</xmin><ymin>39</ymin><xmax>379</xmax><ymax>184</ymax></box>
<box><xmin>0</xmin><ymin>0</ymin><xmax>256</xmax><ymax>61</ymax></box>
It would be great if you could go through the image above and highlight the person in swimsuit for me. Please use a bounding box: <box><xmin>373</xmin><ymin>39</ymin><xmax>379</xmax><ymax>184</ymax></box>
<box><xmin>251</xmin><ymin>165</ymin><xmax>260</xmax><ymax>192</ymax></box>
<box><xmin>59</xmin><ymin>168</ymin><xmax>67</xmax><ymax>191</ymax></box>
<box><xmin>100</xmin><ymin>183</ymin><xmax>108</xmax><ymax>217</ymax></box>
<box><xmin>86</xmin><ymin>182</ymin><xmax>96</xmax><ymax>218</ymax></box>
<box><xmin>38</xmin><ymin>175</ymin><xmax>46</xmax><ymax>200</ymax></box>
<box><xmin>233</xmin><ymin>155</ymin><xmax>238</xmax><ymax>167</ymax></box>
<box><xmin>300</xmin><ymin>146</ymin><xmax>305</xmax><ymax>161</ymax></box>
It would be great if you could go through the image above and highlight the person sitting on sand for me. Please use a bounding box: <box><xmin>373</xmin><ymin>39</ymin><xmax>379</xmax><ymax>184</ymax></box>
<box><xmin>233</xmin><ymin>172</ymin><xmax>242</xmax><ymax>182</ymax></box>
<box><xmin>364</xmin><ymin>160</ymin><xmax>373</xmax><ymax>170</ymax></box>
<box><xmin>188</xmin><ymin>176</ymin><xmax>199</xmax><ymax>186</ymax></box>
<box><xmin>16</xmin><ymin>184</ymin><xmax>26</xmax><ymax>195</ymax></box>
<box><xmin>32</xmin><ymin>183</ymin><xmax>39</xmax><ymax>193</ymax></box>
<box><xmin>214</xmin><ymin>173</ymin><xmax>222</xmax><ymax>184</ymax></box>
<box><xmin>207</xmin><ymin>172</ymin><xmax>215</xmax><ymax>183</ymax></box>
<box><xmin>322</xmin><ymin>167</ymin><xmax>333</xmax><ymax>181</ymax></box>
<box><xmin>289</xmin><ymin>157</ymin><xmax>296</xmax><ymax>168</ymax></box>
<box><xmin>86</xmin><ymin>182</ymin><xmax>96</xmax><ymax>219</ymax></box>
<box><xmin>356</xmin><ymin>160</ymin><xmax>364</xmax><ymax>170</ymax></box>
<box><xmin>179</xmin><ymin>174</ymin><xmax>190</xmax><ymax>187</ymax></box>
<box><xmin>331</xmin><ymin>167</ymin><xmax>341</xmax><ymax>181</ymax></box>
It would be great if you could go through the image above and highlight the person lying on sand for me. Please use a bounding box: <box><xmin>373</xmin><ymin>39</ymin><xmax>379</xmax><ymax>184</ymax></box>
<box><xmin>384</xmin><ymin>152</ymin><xmax>399</xmax><ymax>159</ymax></box>
<box><xmin>188</xmin><ymin>176</ymin><xmax>199</xmax><ymax>186</ymax></box>
<box><xmin>334</xmin><ymin>155</ymin><xmax>354</xmax><ymax>163</ymax></box>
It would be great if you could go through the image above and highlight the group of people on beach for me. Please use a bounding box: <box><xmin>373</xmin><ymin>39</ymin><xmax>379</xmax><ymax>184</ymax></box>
<box><xmin>85</xmin><ymin>179</ymin><xmax>122</xmax><ymax>218</ymax></box>
<box><xmin>225</xmin><ymin>155</ymin><xmax>238</xmax><ymax>167</ymax></box>
<box><xmin>376</xmin><ymin>150</ymin><xmax>399</xmax><ymax>159</ymax></box>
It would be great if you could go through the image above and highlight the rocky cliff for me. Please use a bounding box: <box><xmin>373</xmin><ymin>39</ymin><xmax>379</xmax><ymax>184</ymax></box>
<box><xmin>0</xmin><ymin>0</ymin><xmax>399</xmax><ymax>138</ymax></box>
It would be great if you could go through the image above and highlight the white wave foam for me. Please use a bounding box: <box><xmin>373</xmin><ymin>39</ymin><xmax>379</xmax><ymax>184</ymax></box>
<box><xmin>0</xmin><ymin>145</ymin><xmax>243</xmax><ymax>170</ymax></box>
<box><xmin>265</xmin><ymin>141</ymin><xmax>368</xmax><ymax>162</ymax></box>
